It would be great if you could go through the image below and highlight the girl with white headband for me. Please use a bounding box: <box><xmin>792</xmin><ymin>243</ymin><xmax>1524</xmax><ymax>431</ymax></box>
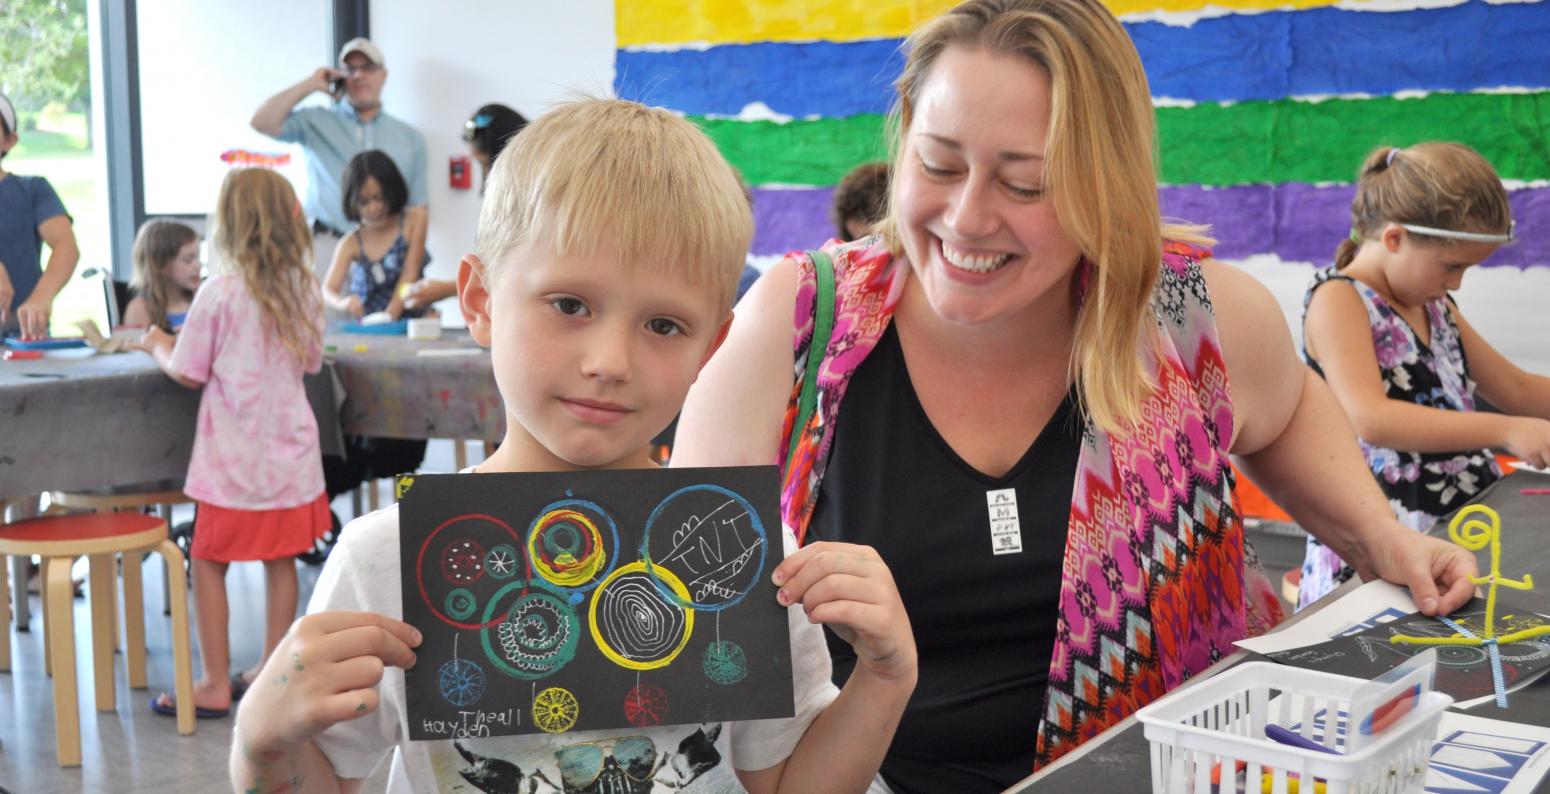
<box><xmin>1298</xmin><ymin>141</ymin><xmax>1550</xmax><ymax>607</ymax></box>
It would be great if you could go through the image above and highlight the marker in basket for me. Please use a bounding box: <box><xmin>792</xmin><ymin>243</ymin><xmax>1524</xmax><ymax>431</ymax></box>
<box><xmin>1264</xmin><ymin>724</ymin><xmax>1341</xmax><ymax>755</ymax></box>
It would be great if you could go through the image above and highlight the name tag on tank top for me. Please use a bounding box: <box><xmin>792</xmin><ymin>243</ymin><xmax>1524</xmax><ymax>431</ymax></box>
<box><xmin>986</xmin><ymin>488</ymin><xmax>1023</xmax><ymax>556</ymax></box>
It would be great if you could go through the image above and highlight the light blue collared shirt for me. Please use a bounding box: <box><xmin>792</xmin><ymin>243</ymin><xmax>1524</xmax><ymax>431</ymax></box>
<box><xmin>274</xmin><ymin>102</ymin><xmax>427</xmax><ymax>232</ymax></box>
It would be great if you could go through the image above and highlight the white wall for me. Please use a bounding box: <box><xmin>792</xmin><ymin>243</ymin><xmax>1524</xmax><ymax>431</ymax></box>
<box><xmin>369</xmin><ymin>0</ymin><xmax>617</xmax><ymax>319</ymax></box>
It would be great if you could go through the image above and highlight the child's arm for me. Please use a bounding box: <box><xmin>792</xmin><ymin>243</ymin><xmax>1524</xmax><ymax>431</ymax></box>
<box><xmin>16</xmin><ymin>214</ymin><xmax>79</xmax><ymax>339</ymax></box>
<box><xmin>122</xmin><ymin>296</ymin><xmax>152</xmax><ymax>328</ymax></box>
<box><xmin>1305</xmin><ymin>278</ymin><xmax>1530</xmax><ymax>456</ymax></box>
<box><xmin>1455</xmin><ymin>307</ymin><xmax>1550</xmax><ymax>428</ymax></box>
<box><xmin>0</xmin><ymin>259</ymin><xmax>12</xmax><ymax>328</ymax></box>
<box><xmin>736</xmin><ymin>543</ymin><xmax>917</xmax><ymax>794</ymax></box>
<box><xmin>136</xmin><ymin>326</ymin><xmax>201</xmax><ymax>389</ymax></box>
<box><xmin>384</xmin><ymin>212</ymin><xmax>428</xmax><ymax>320</ymax></box>
<box><xmin>322</xmin><ymin>236</ymin><xmax>364</xmax><ymax>318</ymax></box>
<box><xmin>230</xmin><ymin>610</ymin><xmax>421</xmax><ymax>794</ymax></box>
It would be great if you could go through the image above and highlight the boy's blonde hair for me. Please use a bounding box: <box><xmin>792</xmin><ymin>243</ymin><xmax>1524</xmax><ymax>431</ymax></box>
<box><xmin>210</xmin><ymin>168</ymin><xmax>322</xmax><ymax>363</ymax></box>
<box><xmin>879</xmin><ymin>0</ymin><xmax>1211</xmax><ymax>435</ymax></box>
<box><xmin>476</xmin><ymin>98</ymin><xmax>752</xmax><ymax>311</ymax></box>
<box><xmin>1336</xmin><ymin>142</ymin><xmax>1512</xmax><ymax>270</ymax></box>
<box><xmin>130</xmin><ymin>219</ymin><xmax>199</xmax><ymax>331</ymax></box>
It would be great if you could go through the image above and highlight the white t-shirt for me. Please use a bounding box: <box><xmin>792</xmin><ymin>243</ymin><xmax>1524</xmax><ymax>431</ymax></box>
<box><xmin>307</xmin><ymin>502</ymin><xmax>840</xmax><ymax>793</ymax></box>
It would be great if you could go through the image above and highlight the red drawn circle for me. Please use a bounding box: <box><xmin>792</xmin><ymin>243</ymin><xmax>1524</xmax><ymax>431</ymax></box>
<box><xmin>440</xmin><ymin>538</ymin><xmax>486</xmax><ymax>584</ymax></box>
<box><xmin>416</xmin><ymin>514</ymin><xmax>526</xmax><ymax>630</ymax></box>
<box><xmin>624</xmin><ymin>682</ymin><xmax>669</xmax><ymax>728</ymax></box>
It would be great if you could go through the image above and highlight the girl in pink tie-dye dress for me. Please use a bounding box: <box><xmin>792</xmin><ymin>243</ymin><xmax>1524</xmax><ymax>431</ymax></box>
<box><xmin>139</xmin><ymin>167</ymin><xmax>329</xmax><ymax>719</ymax></box>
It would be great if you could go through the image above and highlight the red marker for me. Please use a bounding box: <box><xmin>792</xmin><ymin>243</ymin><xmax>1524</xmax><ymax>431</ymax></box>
<box><xmin>1522</xmin><ymin>488</ymin><xmax>1550</xmax><ymax>495</ymax></box>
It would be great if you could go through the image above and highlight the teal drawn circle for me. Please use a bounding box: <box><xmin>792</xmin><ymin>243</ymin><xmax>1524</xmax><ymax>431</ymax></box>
<box><xmin>444</xmin><ymin>588</ymin><xmax>478</xmax><ymax>621</ymax></box>
<box><xmin>484</xmin><ymin>544</ymin><xmax>519</xmax><ymax>580</ymax></box>
<box><xmin>703</xmin><ymin>640</ymin><xmax>749</xmax><ymax>685</ymax></box>
<box><xmin>479</xmin><ymin>580</ymin><xmax>579</xmax><ymax>680</ymax></box>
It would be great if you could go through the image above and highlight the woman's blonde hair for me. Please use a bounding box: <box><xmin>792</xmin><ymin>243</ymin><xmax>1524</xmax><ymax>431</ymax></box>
<box><xmin>476</xmin><ymin>97</ymin><xmax>752</xmax><ymax>311</ymax></box>
<box><xmin>878</xmin><ymin>0</ymin><xmax>1210</xmax><ymax>434</ymax></box>
<box><xmin>209</xmin><ymin>168</ymin><xmax>321</xmax><ymax>363</ymax></box>
<box><xmin>129</xmin><ymin>219</ymin><xmax>199</xmax><ymax>332</ymax></box>
<box><xmin>1335</xmin><ymin>143</ymin><xmax>1511</xmax><ymax>270</ymax></box>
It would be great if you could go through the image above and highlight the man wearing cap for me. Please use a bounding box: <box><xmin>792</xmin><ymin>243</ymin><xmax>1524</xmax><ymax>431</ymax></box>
<box><xmin>250</xmin><ymin>38</ymin><xmax>427</xmax><ymax>275</ymax></box>
<box><xmin>0</xmin><ymin>91</ymin><xmax>80</xmax><ymax>340</ymax></box>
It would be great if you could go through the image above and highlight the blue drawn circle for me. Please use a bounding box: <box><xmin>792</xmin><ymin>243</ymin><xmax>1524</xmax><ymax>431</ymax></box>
<box><xmin>479</xmin><ymin>580</ymin><xmax>580</xmax><ymax>680</ymax></box>
<box><xmin>641</xmin><ymin>484</ymin><xmax>767</xmax><ymax>611</ymax></box>
<box><xmin>484</xmin><ymin>544</ymin><xmax>520</xmax><ymax>580</ymax></box>
<box><xmin>438</xmin><ymin>657</ymin><xmax>487</xmax><ymax>707</ymax></box>
<box><xmin>525</xmin><ymin>498</ymin><xmax>620</xmax><ymax>593</ymax></box>
<box><xmin>703</xmin><ymin>640</ymin><xmax>749</xmax><ymax>685</ymax></box>
<box><xmin>444</xmin><ymin>588</ymin><xmax>478</xmax><ymax>621</ymax></box>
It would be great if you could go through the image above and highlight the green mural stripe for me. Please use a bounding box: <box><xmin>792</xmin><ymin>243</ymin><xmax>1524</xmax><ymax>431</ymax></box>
<box><xmin>691</xmin><ymin>91</ymin><xmax>1550</xmax><ymax>187</ymax></box>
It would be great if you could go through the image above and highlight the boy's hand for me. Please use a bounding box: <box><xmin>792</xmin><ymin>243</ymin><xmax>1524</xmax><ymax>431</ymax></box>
<box><xmin>235</xmin><ymin>611</ymin><xmax>422</xmax><ymax>760</ymax></box>
<box><xmin>772</xmin><ymin>542</ymin><xmax>917</xmax><ymax>684</ymax></box>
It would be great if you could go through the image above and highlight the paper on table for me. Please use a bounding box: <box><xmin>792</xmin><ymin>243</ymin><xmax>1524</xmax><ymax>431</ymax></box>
<box><xmin>1510</xmin><ymin>461</ymin><xmax>1550</xmax><ymax>476</ymax></box>
<box><xmin>1236</xmin><ymin>580</ymin><xmax>1418</xmax><ymax>656</ymax></box>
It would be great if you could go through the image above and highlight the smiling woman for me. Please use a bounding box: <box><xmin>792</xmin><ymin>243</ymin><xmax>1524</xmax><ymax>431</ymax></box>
<box><xmin>669</xmin><ymin>0</ymin><xmax>1483</xmax><ymax>790</ymax></box>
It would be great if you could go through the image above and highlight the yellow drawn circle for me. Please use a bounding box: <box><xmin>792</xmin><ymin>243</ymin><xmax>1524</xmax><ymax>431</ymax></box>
<box><xmin>589</xmin><ymin>561</ymin><xmax>694</xmax><ymax>671</ymax></box>
<box><xmin>529</xmin><ymin>508</ymin><xmax>607</xmax><ymax>587</ymax></box>
<box><xmin>532</xmin><ymin>686</ymin><xmax>579</xmax><ymax>733</ymax></box>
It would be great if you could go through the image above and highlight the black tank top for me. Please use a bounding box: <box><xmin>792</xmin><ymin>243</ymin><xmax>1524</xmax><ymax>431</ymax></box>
<box><xmin>806</xmin><ymin>324</ymin><xmax>1081</xmax><ymax>794</ymax></box>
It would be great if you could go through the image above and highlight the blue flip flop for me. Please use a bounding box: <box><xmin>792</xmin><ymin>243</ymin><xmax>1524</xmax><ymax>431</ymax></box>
<box><xmin>149</xmin><ymin>692</ymin><xmax>229</xmax><ymax>720</ymax></box>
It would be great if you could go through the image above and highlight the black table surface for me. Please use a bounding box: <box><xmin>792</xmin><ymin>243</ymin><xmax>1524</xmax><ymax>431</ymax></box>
<box><xmin>1012</xmin><ymin>468</ymin><xmax>1550</xmax><ymax>792</ymax></box>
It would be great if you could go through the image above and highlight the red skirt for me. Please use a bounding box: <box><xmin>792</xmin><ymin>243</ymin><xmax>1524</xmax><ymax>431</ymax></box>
<box><xmin>191</xmin><ymin>493</ymin><xmax>330</xmax><ymax>562</ymax></box>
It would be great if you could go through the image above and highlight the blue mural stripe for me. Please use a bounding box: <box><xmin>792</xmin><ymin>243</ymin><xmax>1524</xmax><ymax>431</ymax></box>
<box><xmin>615</xmin><ymin>0</ymin><xmax>1550</xmax><ymax>116</ymax></box>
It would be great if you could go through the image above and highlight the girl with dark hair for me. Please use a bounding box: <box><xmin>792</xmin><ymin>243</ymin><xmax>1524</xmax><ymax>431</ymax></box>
<box><xmin>462</xmin><ymin>102</ymin><xmax>528</xmax><ymax>181</ymax></box>
<box><xmin>323</xmin><ymin>149</ymin><xmax>428</xmax><ymax>321</ymax></box>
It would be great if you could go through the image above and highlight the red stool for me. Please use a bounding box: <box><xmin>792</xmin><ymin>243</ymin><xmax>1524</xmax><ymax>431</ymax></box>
<box><xmin>0</xmin><ymin>512</ymin><xmax>194</xmax><ymax>766</ymax></box>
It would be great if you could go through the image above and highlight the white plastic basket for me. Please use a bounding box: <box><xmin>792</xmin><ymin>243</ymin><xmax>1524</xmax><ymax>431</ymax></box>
<box><xmin>1135</xmin><ymin>662</ymin><xmax>1453</xmax><ymax>794</ymax></box>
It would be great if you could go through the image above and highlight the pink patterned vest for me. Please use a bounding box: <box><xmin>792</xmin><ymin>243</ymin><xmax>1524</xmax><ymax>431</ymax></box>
<box><xmin>777</xmin><ymin>237</ymin><xmax>1278</xmax><ymax>768</ymax></box>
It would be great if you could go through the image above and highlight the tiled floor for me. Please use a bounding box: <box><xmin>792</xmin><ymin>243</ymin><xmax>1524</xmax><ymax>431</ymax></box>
<box><xmin>0</xmin><ymin>449</ymin><xmax>1313</xmax><ymax>793</ymax></box>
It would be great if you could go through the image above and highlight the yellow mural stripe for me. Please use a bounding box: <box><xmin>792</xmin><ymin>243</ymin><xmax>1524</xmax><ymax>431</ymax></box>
<box><xmin>616</xmin><ymin>0</ymin><xmax>1396</xmax><ymax>47</ymax></box>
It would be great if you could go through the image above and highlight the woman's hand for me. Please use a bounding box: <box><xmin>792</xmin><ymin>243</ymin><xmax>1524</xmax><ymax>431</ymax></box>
<box><xmin>1365</xmin><ymin>521</ymin><xmax>1478</xmax><ymax>615</ymax></box>
<box><xmin>771</xmin><ymin>541</ymin><xmax>917</xmax><ymax>684</ymax></box>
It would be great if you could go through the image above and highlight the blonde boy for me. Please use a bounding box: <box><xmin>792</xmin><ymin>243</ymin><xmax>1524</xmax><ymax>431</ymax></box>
<box><xmin>230</xmin><ymin>98</ymin><xmax>916</xmax><ymax>794</ymax></box>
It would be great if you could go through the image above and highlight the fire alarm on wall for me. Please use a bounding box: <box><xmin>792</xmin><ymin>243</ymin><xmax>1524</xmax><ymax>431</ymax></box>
<box><xmin>449</xmin><ymin>156</ymin><xmax>472</xmax><ymax>190</ymax></box>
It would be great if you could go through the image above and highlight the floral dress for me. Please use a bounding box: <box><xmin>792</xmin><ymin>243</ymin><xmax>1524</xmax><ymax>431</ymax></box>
<box><xmin>1297</xmin><ymin>269</ymin><xmax>1501</xmax><ymax>608</ymax></box>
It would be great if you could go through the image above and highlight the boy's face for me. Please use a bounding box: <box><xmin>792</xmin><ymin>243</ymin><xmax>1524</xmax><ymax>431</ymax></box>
<box><xmin>459</xmin><ymin>240</ymin><xmax>732</xmax><ymax>471</ymax></box>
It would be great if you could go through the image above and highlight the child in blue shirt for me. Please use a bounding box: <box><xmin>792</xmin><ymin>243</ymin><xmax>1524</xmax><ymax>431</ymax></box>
<box><xmin>0</xmin><ymin>92</ymin><xmax>79</xmax><ymax>339</ymax></box>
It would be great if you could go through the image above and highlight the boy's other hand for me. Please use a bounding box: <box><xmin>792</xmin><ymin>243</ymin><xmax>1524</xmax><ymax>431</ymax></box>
<box><xmin>772</xmin><ymin>542</ymin><xmax>918</xmax><ymax>685</ymax></box>
<box><xmin>235</xmin><ymin>610</ymin><xmax>422</xmax><ymax>759</ymax></box>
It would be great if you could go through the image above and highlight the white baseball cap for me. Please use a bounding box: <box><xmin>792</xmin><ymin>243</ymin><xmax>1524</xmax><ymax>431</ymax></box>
<box><xmin>0</xmin><ymin>92</ymin><xmax>16</xmax><ymax>137</ymax></box>
<box><xmin>338</xmin><ymin>37</ymin><xmax>385</xmax><ymax>66</ymax></box>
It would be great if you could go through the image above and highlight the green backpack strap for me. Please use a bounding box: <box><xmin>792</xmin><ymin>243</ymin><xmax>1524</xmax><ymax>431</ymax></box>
<box><xmin>785</xmin><ymin>249</ymin><xmax>836</xmax><ymax>469</ymax></box>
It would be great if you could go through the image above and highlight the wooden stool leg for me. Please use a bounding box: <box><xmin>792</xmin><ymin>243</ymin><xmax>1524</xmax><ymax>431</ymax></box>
<box><xmin>350</xmin><ymin>487</ymin><xmax>362</xmax><ymax>521</ymax></box>
<box><xmin>42</xmin><ymin>557</ymin><xmax>52</xmax><ymax>676</ymax></box>
<box><xmin>45</xmin><ymin>556</ymin><xmax>81</xmax><ymax>766</ymax></box>
<box><xmin>89</xmin><ymin>554</ymin><xmax>115</xmax><ymax>711</ymax></box>
<box><xmin>367</xmin><ymin>480</ymin><xmax>380</xmax><ymax>512</ymax></box>
<box><xmin>454</xmin><ymin>438</ymin><xmax>468</xmax><ymax>471</ymax></box>
<box><xmin>9</xmin><ymin>554</ymin><xmax>28</xmax><ymax>631</ymax></box>
<box><xmin>154</xmin><ymin>539</ymin><xmax>195</xmax><ymax>735</ymax></box>
<box><xmin>160</xmin><ymin>505</ymin><xmax>174</xmax><ymax>616</ymax></box>
<box><xmin>123</xmin><ymin>552</ymin><xmax>147</xmax><ymax>689</ymax></box>
<box><xmin>0</xmin><ymin>554</ymin><xmax>10</xmax><ymax>672</ymax></box>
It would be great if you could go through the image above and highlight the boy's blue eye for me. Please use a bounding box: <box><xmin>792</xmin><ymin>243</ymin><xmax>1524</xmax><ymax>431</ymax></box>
<box><xmin>552</xmin><ymin>297</ymin><xmax>588</xmax><ymax>316</ymax></box>
<box><xmin>646</xmin><ymin>318</ymin><xmax>683</xmax><ymax>337</ymax></box>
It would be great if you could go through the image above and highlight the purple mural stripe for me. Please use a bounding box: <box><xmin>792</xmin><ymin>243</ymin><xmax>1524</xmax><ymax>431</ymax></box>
<box><xmin>753</xmin><ymin>185</ymin><xmax>1550</xmax><ymax>266</ymax></box>
<box><xmin>751</xmin><ymin>186</ymin><xmax>838</xmax><ymax>256</ymax></box>
<box><xmin>1160</xmin><ymin>184</ymin><xmax>1549</xmax><ymax>267</ymax></box>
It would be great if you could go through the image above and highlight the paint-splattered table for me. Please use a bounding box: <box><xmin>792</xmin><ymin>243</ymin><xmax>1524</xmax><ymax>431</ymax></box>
<box><xmin>0</xmin><ymin>332</ymin><xmax>498</xmax><ymax>501</ymax></box>
<box><xmin>324</xmin><ymin>332</ymin><xmax>502</xmax><ymax>443</ymax></box>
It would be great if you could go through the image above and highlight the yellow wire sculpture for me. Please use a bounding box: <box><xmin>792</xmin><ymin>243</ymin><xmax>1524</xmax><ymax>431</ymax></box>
<box><xmin>1391</xmin><ymin>504</ymin><xmax>1550</xmax><ymax>647</ymax></box>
